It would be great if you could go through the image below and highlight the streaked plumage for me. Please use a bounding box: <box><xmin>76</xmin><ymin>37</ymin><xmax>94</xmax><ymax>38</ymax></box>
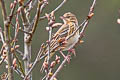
<box><xmin>40</xmin><ymin>12</ymin><xmax>80</xmax><ymax>56</ymax></box>
<box><xmin>50</xmin><ymin>12</ymin><xmax>79</xmax><ymax>51</ymax></box>
<box><xmin>39</xmin><ymin>12</ymin><xmax>80</xmax><ymax>72</ymax></box>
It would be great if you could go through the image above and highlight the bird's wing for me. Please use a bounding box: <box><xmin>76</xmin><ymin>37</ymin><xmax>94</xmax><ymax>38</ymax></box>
<box><xmin>39</xmin><ymin>22</ymin><xmax>77</xmax><ymax>58</ymax></box>
<box><xmin>38</xmin><ymin>24</ymin><xmax>70</xmax><ymax>58</ymax></box>
<box><xmin>50</xmin><ymin>24</ymin><xmax>70</xmax><ymax>50</ymax></box>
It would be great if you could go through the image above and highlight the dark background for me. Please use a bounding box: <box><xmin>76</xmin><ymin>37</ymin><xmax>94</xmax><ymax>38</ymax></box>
<box><xmin>0</xmin><ymin>0</ymin><xmax>120</xmax><ymax>80</ymax></box>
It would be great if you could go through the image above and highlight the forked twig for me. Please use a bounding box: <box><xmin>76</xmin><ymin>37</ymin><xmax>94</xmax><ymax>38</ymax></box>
<box><xmin>39</xmin><ymin>0</ymin><xmax>67</xmax><ymax>20</ymax></box>
<box><xmin>50</xmin><ymin>54</ymin><xmax>69</xmax><ymax>80</ymax></box>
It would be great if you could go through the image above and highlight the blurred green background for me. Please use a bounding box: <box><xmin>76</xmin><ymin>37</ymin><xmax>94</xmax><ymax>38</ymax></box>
<box><xmin>0</xmin><ymin>0</ymin><xmax>120</xmax><ymax>80</ymax></box>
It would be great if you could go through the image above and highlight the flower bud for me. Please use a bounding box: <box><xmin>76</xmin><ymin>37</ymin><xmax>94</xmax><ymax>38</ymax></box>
<box><xmin>10</xmin><ymin>3</ymin><xmax>14</xmax><ymax>9</ymax></box>
<box><xmin>48</xmin><ymin>72</ymin><xmax>53</xmax><ymax>76</ymax></box>
<box><xmin>15</xmin><ymin>45</ymin><xmax>20</xmax><ymax>49</ymax></box>
<box><xmin>88</xmin><ymin>12</ymin><xmax>94</xmax><ymax>19</ymax></box>
<box><xmin>14</xmin><ymin>1</ymin><xmax>17</xmax><ymax>5</ymax></box>
<box><xmin>46</xmin><ymin>27</ymin><xmax>50</xmax><ymax>31</ymax></box>
<box><xmin>43</xmin><ymin>62</ymin><xmax>48</xmax><ymax>69</ymax></box>
<box><xmin>117</xmin><ymin>19</ymin><xmax>120</xmax><ymax>24</ymax></box>
<box><xmin>12</xmin><ymin>58</ymin><xmax>17</xmax><ymax>69</ymax></box>
<box><xmin>17</xmin><ymin>7</ymin><xmax>22</xmax><ymax>14</ymax></box>
<box><xmin>50</xmin><ymin>61</ymin><xmax>56</xmax><ymax>68</ymax></box>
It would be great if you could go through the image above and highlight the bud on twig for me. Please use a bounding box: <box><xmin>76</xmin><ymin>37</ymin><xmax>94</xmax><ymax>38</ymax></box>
<box><xmin>10</xmin><ymin>3</ymin><xmax>14</xmax><ymax>9</ymax></box>
<box><xmin>43</xmin><ymin>62</ymin><xmax>49</xmax><ymax>69</ymax></box>
<box><xmin>46</xmin><ymin>27</ymin><xmax>50</xmax><ymax>31</ymax></box>
<box><xmin>88</xmin><ymin>12</ymin><xmax>94</xmax><ymax>19</ymax></box>
<box><xmin>50</xmin><ymin>61</ymin><xmax>56</xmax><ymax>68</ymax></box>
<box><xmin>55</xmin><ymin>55</ymin><xmax>60</xmax><ymax>64</ymax></box>
<box><xmin>117</xmin><ymin>19</ymin><xmax>120</xmax><ymax>24</ymax></box>
<box><xmin>17</xmin><ymin>7</ymin><xmax>22</xmax><ymax>14</ymax></box>
<box><xmin>12</xmin><ymin>58</ymin><xmax>17</xmax><ymax>69</ymax></box>
<box><xmin>14</xmin><ymin>1</ymin><xmax>17</xmax><ymax>5</ymax></box>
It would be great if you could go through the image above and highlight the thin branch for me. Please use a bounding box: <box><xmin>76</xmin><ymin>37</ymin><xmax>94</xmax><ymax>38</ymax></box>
<box><xmin>23</xmin><ymin>0</ymin><xmax>32</xmax><ymax>8</ymax></box>
<box><xmin>0</xmin><ymin>44</ymin><xmax>4</xmax><ymax>56</ymax></box>
<box><xmin>0</xmin><ymin>0</ymin><xmax>7</xmax><ymax>20</ymax></box>
<box><xmin>23</xmin><ymin>46</ymin><xmax>48</xmax><ymax>80</ymax></box>
<box><xmin>0</xmin><ymin>27</ymin><xmax>5</xmax><ymax>44</ymax></box>
<box><xmin>25</xmin><ymin>0</ymin><xmax>46</xmax><ymax>43</ymax></box>
<box><xmin>30</xmin><ymin>0</ymin><xmax>44</xmax><ymax>35</ymax></box>
<box><xmin>25</xmin><ymin>41</ymin><xmax>60</xmax><ymax>79</ymax></box>
<box><xmin>50</xmin><ymin>54</ymin><xmax>69</xmax><ymax>80</ymax></box>
<box><xmin>8</xmin><ymin>0</ymin><xmax>17</xmax><ymax>24</ymax></box>
<box><xmin>11</xmin><ymin>22</ymin><xmax>31</xmax><ymax>34</ymax></box>
<box><xmin>12</xmin><ymin>14</ymin><xmax>19</xmax><ymax>45</ymax></box>
<box><xmin>0</xmin><ymin>55</ymin><xmax>6</xmax><ymax>65</ymax></box>
<box><xmin>47</xmin><ymin>27</ymin><xmax>52</xmax><ymax>61</ymax></box>
<box><xmin>14</xmin><ymin>68</ymin><xmax>24</xmax><ymax>79</ymax></box>
<box><xmin>16</xmin><ymin>49</ymin><xmax>24</xmax><ymax>57</ymax></box>
<box><xmin>53</xmin><ymin>0</ymin><xmax>67</xmax><ymax>12</ymax></box>
<box><xmin>25</xmin><ymin>0</ymin><xmax>38</xmax><ymax>16</ymax></box>
<box><xmin>39</xmin><ymin>0</ymin><xmax>67</xmax><ymax>20</ymax></box>
<box><xmin>12</xmin><ymin>50</ymin><xmax>25</xmax><ymax>77</ymax></box>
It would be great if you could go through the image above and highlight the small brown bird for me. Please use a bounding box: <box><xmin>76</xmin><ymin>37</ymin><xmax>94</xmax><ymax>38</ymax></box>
<box><xmin>39</xmin><ymin>12</ymin><xmax>80</xmax><ymax>72</ymax></box>
<box><xmin>49</xmin><ymin>12</ymin><xmax>80</xmax><ymax>52</ymax></box>
<box><xmin>40</xmin><ymin>12</ymin><xmax>80</xmax><ymax>55</ymax></box>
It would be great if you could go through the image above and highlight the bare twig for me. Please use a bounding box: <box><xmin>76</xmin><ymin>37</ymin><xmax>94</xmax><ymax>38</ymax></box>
<box><xmin>14</xmin><ymin>68</ymin><xmax>24</xmax><ymax>79</ymax></box>
<box><xmin>23</xmin><ymin>0</ymin><xmax>32</xmax><ymax>8</ymax></box>
<box><xmin>16</xmin><ymin>49</ymin><xmax>24</xmax><ymax>57</ymax></box>
<box><xmin>25</xmin><ymin>0</ymin><xmax>47</xmax><ymax>43</ymax></box>
<box><xmin>0</xmin><ymin>44</ymin><xmax>4</xmax><ymax>56</ymax></box>
<box><xmin>25</xmin><ymin>0</ymin><xmax>38</xmax><ymax>16</ymax></box>
<box><xmin>50</xmin><ymin>54</ymin><xmax>69</xmax><ymax>80</ymax></box>
<box><xmin>0</xmin><ymin>55</ymin><xmax>6</xmax><ymax>65</ymax></box>
<box><xmin>30</xmin><ymin>0</ymin><xmax>44</xmax><ymax>38</ymax></box>
<box><xmin>10</xmin><ymin>23</ymin><xmax>31</xmax><ymax>35</ymax></box>
<box><xmin>8</xmin><ymin>0</ymin><xmax>17</xmax><ymax>24</ymax></box>
<box><xmin>12</xmin><ymin>14</ymin><xmax>19</xmax><ymax>45</ymax></box>
<box><xmin>39</xmin><ymin>0</ymin><xmax>67</xmax><ymax>20</ymax></box>
<box><xmin>46</xmin><ymin>15</ymin><xmax>54</xmax><ymax>80</ymax></box>
<box><xmin>12</xmin><ymin>50</ymin><xmax>25</xmax><ymax>77</ymax></box>
<box><xmin>0</xmin><ymin>27</ymin><xmax>5</xmax><ymax>44</ymax></box>
<box><xmin>24</xmin><ymin>46</ymin><xmax>48</xmax><ymax>80</ymax></box>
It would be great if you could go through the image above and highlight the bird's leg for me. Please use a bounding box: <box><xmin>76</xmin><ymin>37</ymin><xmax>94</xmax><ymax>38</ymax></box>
<box><xmin>68</xmin><ymin>48</ymin><xmax>76</xmax><ymax>56</ymax></box>
<box><xmin>59</xmin><ymin>51</ymin><xmax>70</xmax><ymax>63</ymax></box>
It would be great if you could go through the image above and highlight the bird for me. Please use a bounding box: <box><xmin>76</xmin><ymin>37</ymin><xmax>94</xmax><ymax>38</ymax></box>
<box><xmin>39</xmin><ymin>12</ymin><xmax>80</xmax><ymax>57</ymax></box>
<box><xmin>50</xmin><ymin>12</ymin><xmax>80</xmax><ymax>51</ymax></box>
<box><xmin>38</xmin><ymin>12</ymin><xmax>80</xmax><ymax>72</ymax></box>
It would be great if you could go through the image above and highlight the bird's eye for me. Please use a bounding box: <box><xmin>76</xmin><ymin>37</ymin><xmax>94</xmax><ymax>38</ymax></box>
<box><xmin>66</xmin><ymin>16</ymin><xmax>70</xmax><ymax>18</ymax></box>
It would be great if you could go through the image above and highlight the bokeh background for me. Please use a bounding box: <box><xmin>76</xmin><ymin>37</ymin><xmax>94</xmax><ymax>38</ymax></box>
<box><xmin>0</xmin><ymin>0</ymin><xmax>120</xmax><ymax>80</ymax></box>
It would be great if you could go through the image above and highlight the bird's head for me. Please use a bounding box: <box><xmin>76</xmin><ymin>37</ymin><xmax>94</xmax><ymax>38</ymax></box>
<box><xmin>60</xmin><ymin>12</ymin><xmax>78</xmax><ymax>24</ymax></box>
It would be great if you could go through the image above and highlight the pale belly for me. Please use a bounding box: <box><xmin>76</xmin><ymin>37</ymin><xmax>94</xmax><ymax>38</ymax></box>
<box><xmin>63</xmin><ymin>34</ymin><xmax>80</xmax><ymax>51</ymax></box>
